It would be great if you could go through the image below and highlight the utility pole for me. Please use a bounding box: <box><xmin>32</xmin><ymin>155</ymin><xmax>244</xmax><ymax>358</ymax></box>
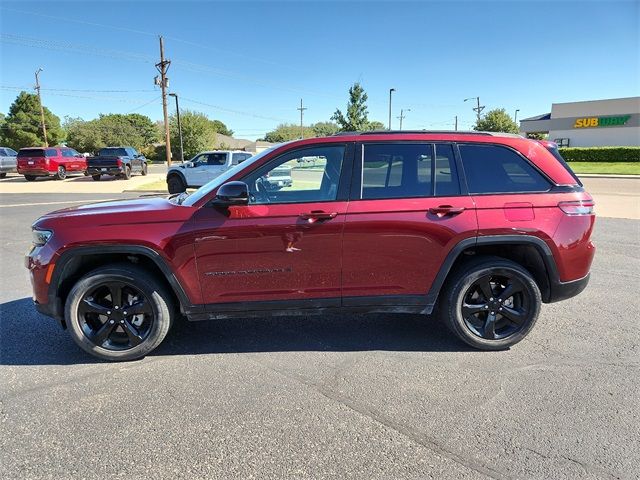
<box><xmin>34</xmin><ymin>68</ymin><xmax>48</xmax><ymax>147</ymax></box>
<box><xmin>388</xmin><ymin>88</ymin><xmax>396</xmax><ymax>130</ymax></box>
<box><xmin>464</xmin><ymin>96</ymin><xmax>485</xmax><ymax>124</ymax></box>
<box><xmin>156</xmin><ymin>36</ymin><xmax>172</xmax><ymax>166</ymax></box>
<box><xmin>397</xmin><ymin>108</ymin><xmax>410</xmax><ymax>130</ymax></box>
<box><xmin>297</xmin><ymin>98</ymin><xmax>307</xmax><ymax>139</ymax></box>
<box><xmin>455</xmin><ymin>115</ymin><xmax>458</xmax><ymax>131</ymax></box>
<box><xmin>169</xmin><ymin>93</ymin><xmax>184</xmax><ymax>162</ymax></box>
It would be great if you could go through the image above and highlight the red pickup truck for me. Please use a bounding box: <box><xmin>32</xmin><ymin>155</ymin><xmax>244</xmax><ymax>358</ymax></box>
<box><xmin>17</xmin><ymin>147</ymin><xmax>86</xmax><ymax>181</ymax></box>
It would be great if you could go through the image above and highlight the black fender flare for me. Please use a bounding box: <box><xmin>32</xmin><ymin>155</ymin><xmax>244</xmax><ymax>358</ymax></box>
<box><xmin>49</xmin><ymin>244</ymin><xmax>198</xmax><ymax>323</ymax></box>
<box><xmin>424</xmin><ymin>235</ymin><xmax>560</xmax><ymax>312</ymax></box>
<box><xmin>166</xmin><ymin>169</ymin><xmax>188</xmax><ymax>186</ymax></box>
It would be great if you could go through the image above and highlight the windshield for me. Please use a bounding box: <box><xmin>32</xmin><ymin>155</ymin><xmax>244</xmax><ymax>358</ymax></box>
<box><xmin>182</xmin><ymin>144</ymin><xmax>285</xmax><ymax>206</ymax></box>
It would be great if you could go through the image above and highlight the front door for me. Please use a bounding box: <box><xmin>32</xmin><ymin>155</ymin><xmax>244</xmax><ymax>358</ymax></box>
<box><xmin>192</xmin><ymin>143</ymin><xmax>353</xmax><ymax>308</ymax></box>
<box><xmin>341</xmin><ymin>142</ymin><xmax>478</xmax><ymax>305</ymax></box>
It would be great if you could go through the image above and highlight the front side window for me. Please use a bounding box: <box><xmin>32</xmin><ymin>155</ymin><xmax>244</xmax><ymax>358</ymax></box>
<box><xmin>459</xmin><ymin>144</ymin><xmax>551</xmax><ymax>194</ymax></box>
<box><xmin>243</xmin><ymin>145</ymin><xmax>345</xmax><ymax>205</ymax></box>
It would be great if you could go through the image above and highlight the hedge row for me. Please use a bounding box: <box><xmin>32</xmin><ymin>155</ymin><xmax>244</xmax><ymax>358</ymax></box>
<box><xmin>558</xmin><ymin>147</ymin><xmax>640</xmax><ymax>163</ymax></box>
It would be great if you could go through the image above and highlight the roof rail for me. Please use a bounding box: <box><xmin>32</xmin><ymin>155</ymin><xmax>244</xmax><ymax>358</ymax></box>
<box><xmin>332</xmin><ymin>130</ymin><xmax>494</xmax><ymax>136</ymax></box>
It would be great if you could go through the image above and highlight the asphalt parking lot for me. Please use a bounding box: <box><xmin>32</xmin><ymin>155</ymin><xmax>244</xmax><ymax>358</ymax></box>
<box><xmin>1</xmin><ymin>192</ymin><xmax>639</xmax><ymax>479</ymax></box>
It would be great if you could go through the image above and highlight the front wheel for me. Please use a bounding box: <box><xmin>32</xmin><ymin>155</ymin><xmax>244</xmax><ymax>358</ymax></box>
<box><xmin>167</xmin><ymin>175</ymin><xmax>186</xmax><ymax>194</ymax></box>
<box><xmin>65</xmin><ymin>264</ymin><xmax>174</xmax><ymax>361</ymax></box>
<box><xmin>440</xmin><ymin>256</ymin><xmax>541</xmax><ymax>350</ymax></box>
<box><xmin>0</xmin><ymin>172</ymin><xmax>6</xmax><ymax>178</ymax></box>
<box><xmin>91</xmin><ymin>174</ymin><xmax>101</xmax><ymax>181</ymax></box>
<box><xmin>55</xmin><ymin>165</ymin><xmax>67</xmax><ymax>180</ymax></box>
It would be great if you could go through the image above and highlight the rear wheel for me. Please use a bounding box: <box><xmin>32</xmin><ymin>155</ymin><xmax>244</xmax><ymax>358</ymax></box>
<box><xmin>24</xmin><ymin>175</ymin><xmax>37</xmax><ymax>181</ymax></box>
<box><xmin>91</xmin><ymin>174</ymin><xmax>101</xmax><ymax>181</ymax></box>
<box><xmin>55</xmin><ymin>165</ymin><xmax>67</xmax><ymax>180</ymax></box>
<box><xmin>65</xmin><ymin>264</ymin><xmax>174</xmax><ymax>361</ymax></box>
<box><xmin>440</xmin><ymin>256</ymin><xmax>541</xmax><ymax>350</ymax></box>
<box><xmin>0</xmin><ymin>172</ymin><xmax>6</xmax><ymax>178</ymax></box>
<box><xmin>121</xmin><ymin>165</ymin><xmax>132</xmax><ymax>180</ymax></box>
<box><xmin>141</xmin><ymin>162</ymin><xmax>148</xmax><ymax>176</ymax></box>
<box><xmin>167</xmin><ymin>175</ymin><xmax>186</xmax><ymax>194</ymax></box>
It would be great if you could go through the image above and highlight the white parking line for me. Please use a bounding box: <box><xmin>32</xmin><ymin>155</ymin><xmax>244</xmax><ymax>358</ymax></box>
<box><xmin>0</xmin><ymin>199</ymin><xmax>117</xmax><ymax>208</ymax></box>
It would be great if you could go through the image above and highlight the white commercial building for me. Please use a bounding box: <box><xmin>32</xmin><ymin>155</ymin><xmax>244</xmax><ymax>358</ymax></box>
<box><xmin>519</xmin><ymin>97</ymin><xmax>640</xmax><ymax>147</ymax></box>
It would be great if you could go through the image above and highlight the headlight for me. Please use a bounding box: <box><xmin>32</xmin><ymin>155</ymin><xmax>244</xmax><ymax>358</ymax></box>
<box><xmin>32</xmin><ymin>229</ymin><xmax>53</xmax><ymax>247</ymax></box>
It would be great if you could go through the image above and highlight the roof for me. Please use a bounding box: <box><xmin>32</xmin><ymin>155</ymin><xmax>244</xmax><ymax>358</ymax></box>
<box><xmin>520</xmin><ymin>113</ymin><xmax>551</xmax><ymax>122</ymax></box>
<box><xmin>333</xmin><ymin>130</ymin><xmax>524</xmax><ymax>138</ymax></box>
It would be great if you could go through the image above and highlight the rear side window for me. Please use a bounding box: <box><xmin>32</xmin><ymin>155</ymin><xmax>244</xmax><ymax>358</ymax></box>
<box><xmin>459</xmin><ymin>144</ymin><xmax>551</xmax><ymax>194</ymax></box>
<box><xmin>360</xmin><ymin>143</ymin><xmax>460</xmax><ymax>199</ymax></box>
<box><xmin>18</xmin><ymin>149</ymin><xmax>45</xmax><ymax>157</ymax></box>
<box><xmin>207</xmin><ymin>153</ymin><xmax>227</xmax><ymax>166</ymax></box>
<box><xmin>232</xmin><ymin>153</ymin><xmax>251</xmax><ymax>165</ymax></box>
<box><xmin>46</xmin><ymin>148</ymin><xmax>58</xmax><ymax>157</ymax></box>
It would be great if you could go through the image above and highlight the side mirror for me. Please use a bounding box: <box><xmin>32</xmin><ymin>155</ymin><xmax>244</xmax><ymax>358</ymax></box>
<box><xmin>213</xmin><ymin>181</ymin><xmax>249</xmax><ymax>206</ymax></box>
<box><xmin>184</xmin><ymin>161</ymin><xmax>194</xmax><ymax>168</ymax></box>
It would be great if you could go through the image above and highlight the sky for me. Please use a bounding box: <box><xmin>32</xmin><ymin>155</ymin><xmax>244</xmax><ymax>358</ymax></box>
<box><xmin>1</xmin><ymin>0</ymin><xmax>638</xmax><ymax>140</ymax></box>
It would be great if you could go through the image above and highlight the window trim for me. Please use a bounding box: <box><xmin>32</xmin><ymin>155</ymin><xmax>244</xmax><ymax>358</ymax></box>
<box><xmin>457</xmin><ymin>142</ymin><xmax>554</xmax><ymax>196</ymax></box>
<box><xmin>239</xmin><ymin>142</ymin><xmax>354</xmax><ymax>206</ymax></box>
<box><xmin>350</xmin><ymin>141</ymin><xmax>466</xmax><ymax>201</ymax></box>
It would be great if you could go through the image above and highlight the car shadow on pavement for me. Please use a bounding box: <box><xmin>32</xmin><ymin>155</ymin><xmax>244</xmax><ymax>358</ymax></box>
<box><xmin>1</xmin><ymin>297</ymin><xmax>470</xmax><ymax>366</ymax></box>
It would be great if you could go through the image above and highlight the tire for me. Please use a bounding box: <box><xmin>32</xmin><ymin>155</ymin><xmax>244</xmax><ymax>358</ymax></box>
<box><xmin>0</xmin><ymin>172</ymin><xmax>6</xmax><ymax>178</ymax></box>
<box><xmin>439</xmin><ymin>256</ymin><xmax>541</xmax><ymax>350</ymax></box>
<box><xmin>55</xmin><ymin>165</ymin><xmax>67</xmax><ymax>180</ymax></box>
<box><xmin>91</xmin><ymin>174</ymin><xmax>101</xmax><ymax>181</ymax></box>
<box><xmin>24</xmin><ymin>175</ymin><xmax>37</xmax><ymax>181</ymax></box>
<box><xmin>121</xmin><ymin>165</ymin><xmax>132</xmax><ymax>180</ymax></box>
<box><xmin>167</xmin><ymin>175</ymin><xmax>186</xmax><ymax>194</ymax></box>
<box><xmin>141</xmin><ymin>162</ymin><xmax>148</xmax><ymax>176</ymax></box>
<box><xmin>65</xmin><ymin>264</ymin><xmax>174</xmax><ymax>361</ymax></box>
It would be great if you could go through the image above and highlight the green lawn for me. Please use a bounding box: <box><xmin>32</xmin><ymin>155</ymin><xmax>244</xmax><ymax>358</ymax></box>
<box><xmin>569</xmin><ymin>162</ymin><xmax>639</xmax><ymax>175</ymax></box>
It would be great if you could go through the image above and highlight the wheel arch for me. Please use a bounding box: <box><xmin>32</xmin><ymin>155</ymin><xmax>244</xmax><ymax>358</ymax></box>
<box><xmin>49</xmin><ymin>245</ymin><xmax>194</xmax><ymax>327</ymax></box>
<box><xmin>426</xmin><ymin>235</ymin><xmax>559</xmax><ymax>312</ymax></box>
<box><xmin>166</xmin><ymin>169</ymin><xmax>187</xmax><ymax>184</ymax></box>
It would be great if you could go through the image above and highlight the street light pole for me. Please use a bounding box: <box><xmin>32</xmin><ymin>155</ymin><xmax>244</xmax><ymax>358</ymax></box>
<box><xmin>168</xmin><ymin>93</ymin><xmax>184</xmax><ymax>162</ymax></box>
<box><xmin>514</xmin><ymin>109</ymin><xmax>520</xmax><ymax>124</ymax></box>
<box><xmin>388</xmin><ymin>88</ymin><xmax>396</xmax><ymax>130</ymax></box>
<box><xmin>34</xmin><ymin>68</ymin><xmax>48</xmax><ymax>147</ymax></box>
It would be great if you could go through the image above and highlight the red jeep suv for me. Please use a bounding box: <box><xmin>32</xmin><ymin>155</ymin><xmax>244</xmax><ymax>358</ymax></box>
<box><xmin>26</xmin><ymin>132</ymin><xmax>595</xmax><ymax>361</ymax></box>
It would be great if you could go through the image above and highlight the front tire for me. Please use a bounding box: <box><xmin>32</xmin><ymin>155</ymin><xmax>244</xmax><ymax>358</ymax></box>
<box><xmin>440</xmin><ymin>256</ymin><xmax>541</xmax><ymax>350</ymax></box>
<box><xmin>65</xmin><ymin>264</ymin><xmax>174</xmax><ymax>361</ymax></box>
<box><xmin>55</xmin><ymin>165</ymin><xmax>67</xmax><ymax>180</ymax></box>
<box><xmin>91</xmin><ymin>174</ymin><xmax>101</xmax><ymax>181</ymax></box>
<box><xmin>167</xmin><ymin>175</ymin><xmax>186</xmax><ymax>194</ymax></box>
<box><xmin>0</xmin><ymin>172</ymin><xmax>6</xmax><ymax>178</ymax></box>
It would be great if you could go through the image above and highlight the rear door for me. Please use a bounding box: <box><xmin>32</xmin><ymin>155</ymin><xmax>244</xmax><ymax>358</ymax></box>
<box><xmin>341</xmin><ymin>142</ymin><xmax>478</xmax><ymax>307</ymax></box>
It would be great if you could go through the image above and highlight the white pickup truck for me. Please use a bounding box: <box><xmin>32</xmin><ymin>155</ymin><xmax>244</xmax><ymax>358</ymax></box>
<box><xmin>166</xmin><ymin>150</ymin><xmax>253</xmax><ymax>194</ymax></box>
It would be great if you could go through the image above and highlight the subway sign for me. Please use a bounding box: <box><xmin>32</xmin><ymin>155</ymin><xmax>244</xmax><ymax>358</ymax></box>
<box><xmin>574</xmin><ymin>115</ymin><xmax>631</xmax><ymax>128</ymax></box>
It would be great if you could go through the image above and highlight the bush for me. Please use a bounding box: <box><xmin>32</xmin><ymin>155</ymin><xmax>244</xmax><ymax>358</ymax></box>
<box><xmin>559</xmin><ymin>147</ymin><xmax>640</xmax><ymax>163</ymax></box>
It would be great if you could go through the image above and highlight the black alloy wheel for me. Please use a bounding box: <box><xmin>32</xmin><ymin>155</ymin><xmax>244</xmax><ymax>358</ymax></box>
<box><xmin>78</xmin><ymin>281</ymin><xmax>154</xmax><ymax>351</ymax></box>
<box><xmin>440</xmin><ymin>256</ymin><xmax>541</xmax><ymax>350</ymax></box>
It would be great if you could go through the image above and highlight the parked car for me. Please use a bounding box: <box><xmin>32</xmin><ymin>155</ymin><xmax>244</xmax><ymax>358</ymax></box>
<box><xmin>27</xmin><ymin>131</ymin><xmax>595</xmax><ymax>361</ymax></box>
<box><xmin>0</xmin><ymin>147</ymin><xmax>18</xmax><ymax>177</ymax></box>
<box><xmin>166</xmin><ymin>150</ymin><xmax>253</xmax><ymax>193</ymax></box>
<box><xmin>86</xmin><ymin>147</ymin><xmax>147</xmax><ymax>181</ymax></box>
<box><xmin>17</xmin><ymin>147</ymin><xmax>86</xmax><ymax>181</ymax></box>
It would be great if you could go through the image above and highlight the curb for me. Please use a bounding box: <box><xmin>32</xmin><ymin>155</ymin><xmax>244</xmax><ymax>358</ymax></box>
<box><xmin>577</xmin><ymin>174</ymin><xmax>640</xmax><ymax>179</ymax></box>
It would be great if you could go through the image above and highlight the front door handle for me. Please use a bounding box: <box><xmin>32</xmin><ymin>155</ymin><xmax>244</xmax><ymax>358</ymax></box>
<box><xmin>299</xmin><ymin>211</ymin><xmax>338</xmax><ymax>223</ymax></box>
<box><xmin>429</xmin><ymin>205</ymin><xmax>465</xmax><ymax>218</ymax></box>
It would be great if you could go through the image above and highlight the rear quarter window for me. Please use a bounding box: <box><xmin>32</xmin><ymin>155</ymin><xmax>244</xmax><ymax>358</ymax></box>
<box><xmin>459</xmin><ymin>144</ymin><xmax>551</xmax><ymax>194</ymax></box>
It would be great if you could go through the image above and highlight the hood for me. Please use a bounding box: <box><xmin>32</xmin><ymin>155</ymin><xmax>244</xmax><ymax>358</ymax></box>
<box><xmin>34</xmin><ymin>196</ymin><xmax>191</xmax><ymax>229</ymax></box>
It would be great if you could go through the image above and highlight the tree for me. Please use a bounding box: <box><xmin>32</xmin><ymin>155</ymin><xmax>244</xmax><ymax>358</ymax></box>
<box><xmin>0</xmin><ymin>113</ymin><xmax>5</xmax><ymax>144</ymax></box>
<box><xmin>365</xmin><ymin>120</ymin><xmax>385</xmax><ymax>131</ymax></box>
<box><xmin>65</xmin><ymin>114</ymin><xmax>159</xmax><ymax>153</ymax></box>
<box><xmin>331</xmin><ymin>82</ymin><xmax>371</xmax><ymax>131</ymax></box>
<box><xmin>211</xmin><ymin>119</ymin><xmax>234</xmax><ymax>137</ymax></box>
<box><xmin>474</xmin><ymin>108</ymin><xmax>519</xmax><ymax>134</ymax></box>
<box><xmin>263</xmin><ymin>123</ymin><xmax>316</xmax><ymax>143</ymax></box>
<box><xmin>2</xmin><ymin>91</ymin><xmax>64</xmax><ymax>149</ymax></box>
<box><xmin>312</xmin><ymin>121</ymin><xmax>339</xmax><ymax>137</ymax></box>
<box><xmin>169</xmin><ymin>110</ymin><xmax>219</xmax><ymax>160</ymax></box>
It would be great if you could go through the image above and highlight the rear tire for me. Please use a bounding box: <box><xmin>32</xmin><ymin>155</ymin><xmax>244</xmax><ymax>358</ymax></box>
<box><xmin>141</xmin><ymin>163</ymin><xmax>148</xmax><ymax>176</ymax></box>
<box><xmin>0</xmin><ymin>172</ymin><xmax>6</xmax><ymax>178</ymax></box>
<box><xmin>91</xmin><ymin>174</ymin><xmax>101</xmax><ymax>181</ymax></box>
<box><xmin>167</xmin><ymin>175</ymin><xmax>186</xmax><ymax>194</ymax></box>
<box><xmin>24</xmin><ymin>175</ymin><xmax>37</xmax><ymax>181</ymax></box>
<box><xmin>65</xmin><ymin>264</ymin><xmax>174</xmax><ymax>361</ymax></box>
<box><xmin>121</xmin><ymin>165</ymin><xmax>132</xmax><ymax>180</ymax></box>
<box><xmin>439</xmin><ymin>256</ymin><xmax>541</xmax><ymax>350</ymax></box>
<box><xmin>55</xmin><ymin>165</ymin><xmax>67</xmax><ymax>180</ymax></box>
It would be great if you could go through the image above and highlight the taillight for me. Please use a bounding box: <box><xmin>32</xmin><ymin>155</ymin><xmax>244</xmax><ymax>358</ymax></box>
<box><xmin>116</xmin><ymin>158</ymin><xmax>122</xmax><ymax>167</ymax></box>
<box><xmin>558</xmin><ymin>200</ymin><xmax>595</xmax><ymax>215</ymax></box>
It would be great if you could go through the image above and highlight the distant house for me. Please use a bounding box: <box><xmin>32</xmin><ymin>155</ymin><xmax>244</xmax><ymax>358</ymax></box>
<box><xmin>214</xmin><ymin>134</ymin><xmax>274</xmax><ymax>153</ymax></box>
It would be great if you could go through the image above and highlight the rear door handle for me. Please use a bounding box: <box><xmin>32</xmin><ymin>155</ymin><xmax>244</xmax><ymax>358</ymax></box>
<box><xmin>428</xmin><ymin>205</ymin><xmax>465</xmax><ymax>218</ymax></box>
<box><xmin>299</xmin><ymin>211</ymin><xmax>338</xmax><ymax>223</ymax></box>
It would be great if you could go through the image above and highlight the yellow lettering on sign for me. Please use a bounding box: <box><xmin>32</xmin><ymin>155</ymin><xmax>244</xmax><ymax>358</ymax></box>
<box><xmin>574</xmin><ymin>119</ymin><xmax>584</xmax><ymax>128</ymax></box>
<box><xmin>589</xmin><ymin>118</ymin><xmax>598</xmax><ymax>127</ymax></box>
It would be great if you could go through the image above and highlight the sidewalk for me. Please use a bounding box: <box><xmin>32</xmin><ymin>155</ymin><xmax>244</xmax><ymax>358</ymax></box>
<box><xmin>0</xmin><ymin>172</ymin><xmax>165</xmax><ymax>194</ymax></box>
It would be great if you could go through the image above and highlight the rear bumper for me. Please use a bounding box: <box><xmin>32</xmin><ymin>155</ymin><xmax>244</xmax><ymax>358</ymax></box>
<box><xmin>87</xmin><ymin>166</ymin><xmax>124</xmax><ymax>176</ymax></box>
<box><xmin>17</xmin><ymin>168</ymin><xmax>51</xmax><ymax>176</ymax></box>
<box><xmin>547</xmin><ymin>273</ymin><xmax>590</xmax><ymax>303</ymax></box>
